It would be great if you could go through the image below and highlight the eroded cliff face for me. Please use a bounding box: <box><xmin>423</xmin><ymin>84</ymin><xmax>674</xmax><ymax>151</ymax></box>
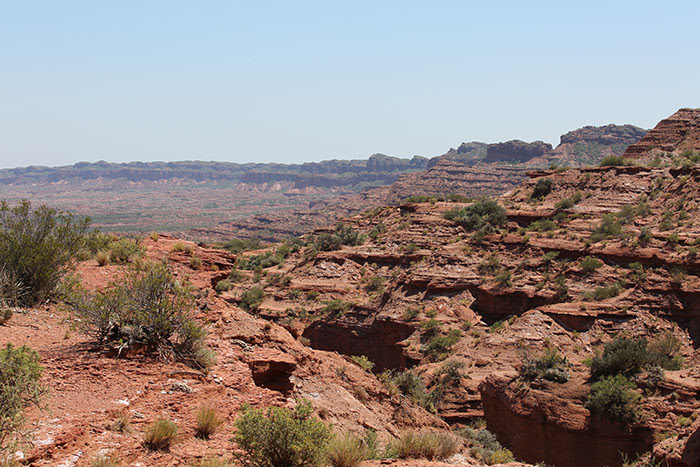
<box><xmin>624</xmin><ymin>108</ymin><xmax>700</xmax><ymax>159</ymax></box>
<box><xmin>483</xmin><ymin>140</ymin><xmax>553</xmax><ymax>163</ymax></box>
<box><xmin>214</xmin><ymin>109</ymin><xmax>700</xmax><ymax>466</ymax></box>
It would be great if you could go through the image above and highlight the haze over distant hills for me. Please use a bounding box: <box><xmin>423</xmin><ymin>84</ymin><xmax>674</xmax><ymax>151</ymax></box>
<box><xmin>0</xmin><ymin>122</ymin><xmax>646</xmax><ymax>239</ymax></box>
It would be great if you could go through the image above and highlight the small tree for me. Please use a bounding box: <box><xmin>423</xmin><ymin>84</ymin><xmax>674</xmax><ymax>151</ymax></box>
<box><xmin>234</xmin><ymin>400</ymin><xmax>332</xmax><ymax>467</ymax></box>
<box><xmin>0</xmin><ymin>200</ymin><xmax>90</xmax><ymax>306</ymax></box>
<box><xmin>586</xmin><ymin>375</ymin><xmax>640</xmax><ymax>423</ymax></box>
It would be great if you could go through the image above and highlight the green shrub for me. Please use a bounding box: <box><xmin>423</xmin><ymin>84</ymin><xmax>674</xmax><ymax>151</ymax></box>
<box><xmin>590</xmin><ymin>214</ymin><xmax>623</xmax><ymax>242</ymax></box>
<box><xmin>555</xmin><ymin>191</ymin><xmax>583</xmax><ymax>210</ymax></box>
<box><xmin>586</xmin><ymin>282</ymin><xmax>622</xmax><ymax>300</ymax></box>
<box><xmin>393</xmin><ymin>431</ymin><xmax>458</xmax><ymax>461</ymax></box>
<box><xmin>530</xmin><ymin>178</ymin><xmax>553</xmax><ymax>200</ymax></box>
<box><xmin>444</xmin><ymin>197</ymin><xmax>507</xmax><ymax>232</ymax></box>
<box><xmin>393</xmin><ymin>371</ymin><xmax>429</xmax><ymax>406</ymax></box>
<box><xmin>215</xmin><ymin>279</ymin><xmax>234</xmax><ymax>293</ymax></box>
<box><xmin>368</xmin><ymin>222</ymin><xmax>386</xmax><ymax>241</ymax></box>
<box><xmin>0</xmin><ymin>308</ymin><xmax>12</xmax><ymax>325</ymax></box>
<box><xmin>580</xmin><ymin>256</ymin><xmax>603</xmax><ymax>273</ymax></box>
<box><xmin>326</xmin><ymin>433</ymin><xmax>368</xmax><ymax>467</ymax></box>
<box><xmin>404</xmin><ymin>195</ymin><xmax>437</xmax><ymax>203</ymax></box>
<box><xmin>67</xmin><ymin>262</ymin><xmax>212</xmax><ymax>369</ymax></box>
<box><xmin>234</xmin><ymin>400</ymin><xmax>332</xmax><ymax>467</ymax></box>
<box><xmin>322</xmin><ymin>299</ymin><xmax>354</xmax><ymax>316</ymax></box>
<box><xmin>590</xmin><ymin>337</ymin><xmax>649</xmax><ymax>381</ymax></box>
<box><xmin>0</xmin><ymin>200</ymin><xmax>91</xmax><ymax>306</ymax></box>
<box><xmin>189</xmin><ymin>256</ymin><xmax>203</xmax><ymax>270</ymax></box>
<box><xmin>586</xmin><ymin>375</ymin><xmax>640</xmax><ymax>423</ymax></box>
<box><xmin>108</xmin><ymin>238</ymin><xmax>145</xmax><ymax>263</ymax></box>
<box><xmin>171</xmin><ymin>241</ymin><xmax>194</xmax><ymax>254</ymax></box>
<box><xmin>351</xmin><ymin>355</ymin><xmax>374</xmax><ymax>372</ymax></box>
<box><xmin>149</xmin><ymin>232</ymin><xmax>159</xmax><ymax>242</ymax></box>
<box><xmin>144</xmin><ymin>419</ymin><xmax>178</xmax><ymax>451</ymax></box>
<box><xmin>494</xmin><ymin>271</ymin><xmax>512</xmax><ymax>287</ymax></box>
<box><xmin>96</xmin><ymin>250</ymin><xmax>111</xmax><ymax>266</ymax></box>
<box><xmin>638</xmin><ymin>227</ymin><xmax>652</xmax><ymax>245</ymax></box>
<box><xmin>196</xmin><ymin>404</ymin><xmax>224</xmax><ymax>440</ymax></box>
<box><xmin>519</xmin><ymin>347</ymin><xmax>570</xmax><ymax>383</ymax></box>
<box><xmin>457</xmin><ymin>427</ymin><xmax>512</xmax><ymax>465</ymax></box>
<box><xmin>0</xmin><ymin>344</ymin><xmax>45</xmax><ymax>459</ymax></box>
<box><xmin>219</xmin><ymin>237</ymin><xmax>262</xmax><ymax>254</ymax></box>
<box><xmin>364</xmin><ymin>276</ymin><xmax>385</xmax><ymax>295</ymax></box>
<box><xmin>529</xmin><ymin>219</ymin><xmax>557</xmax><ymax>232</ymax></box>
<box><xmin>647</xmin><ymin>331</ymin><xmax>683</xmax><ymax>370</ymax></box>
<box><xmin>599</xmin><ymin>155</ymin><xmax>633</xmax><ymax>167</ymax></box>
<box><xmin>240</xmin><ymin>286</ymin><xmax>265</xmax><ymax>312</ymax></box>
<box><xmin>434</xmin><ymin>359</ymin><xmax>466</xmax><ymax>386</ymax></box>
<box><xmin>314</xmin><ymin>224</ymin><xmax>366</xmax><ymax>252</ymax></box>
<box><xmin>423</xmin><ymin>329</ymin><xmax>461</xmax><ymax>361</ymax></box>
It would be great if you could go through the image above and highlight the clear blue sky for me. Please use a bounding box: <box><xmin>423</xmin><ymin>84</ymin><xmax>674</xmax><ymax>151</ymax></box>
<box><xmin>1</xmin><ymin>1</ymin><xmax>699</xmax><ymax>169</ymax></box>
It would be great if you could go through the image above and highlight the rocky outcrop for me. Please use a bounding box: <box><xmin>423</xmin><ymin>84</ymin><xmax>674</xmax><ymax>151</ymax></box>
<box><xmin>623</xmin><ymin>108</ymin><xmax>700</xmax><ymax>159</ymax></box>
<box><xmin>479</xmin><ymin>376</ymin><xmax>655</xmax><ymax>467</ymax></box>
<box><xmin>483</xmin><ymin>140</ymin><xmax>553</xmax><ymax>163</ymax></box>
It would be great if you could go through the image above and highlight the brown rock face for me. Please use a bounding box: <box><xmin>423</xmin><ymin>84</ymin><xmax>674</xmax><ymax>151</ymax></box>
<box><xmin>623</xmin><ymin>108</ymin><xmax>700</xmax><ymax>158</ymax></box>
<box><xmin>479</xmin><ymin>376</ymin><xmax>655</xmax><ymax>467</ymax></box>
<box><xmin>483</xmin><ymin>140</ymin><xmax>553</xmax><ymax>163</ymax></box>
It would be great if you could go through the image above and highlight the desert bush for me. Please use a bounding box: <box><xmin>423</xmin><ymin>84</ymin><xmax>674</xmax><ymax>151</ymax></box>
<box><xmin>493</xmin><ymin>271</ymin><xmax>512</xmax><ymax>287</ymax></box>
<box><xmin>586</xmin><ymin>282</ymin><xmax>622</xmax><ymax>300</ymax></box>
<box><xmin>322</xmin><ymin>299</ymin><xmax>354</xmax><ymax>316</ymax></box>
<box><xmin>189</xmin><ymin>256</ymin><xmax>203</xmax><ymax>270</ymax></box>
<box><xmin>108</xmin><ymin>238</ymin><xmax>145</xmax><ymax>263</ymax></box>
<box><xmin>364</xmin><ymin>276</ymin><xmax>385</xmax><ymax>295</ymax></box>
<box><xmin>590</xmin><ymin>337</ymin><xmax>649</xmax><ymax>381</ymax></box>
<box><xmin>393</xmin><ymin>371</ymin><xmax>430</xmax><ymax>407</ymax></box>
<box><xmin>149</xmin><ymin>232</ymin><xmax>159</xmax><ymax>242</ymax></box>
<box><xmin>586</xmin><ymin>375</ymin><xmax>640</xmax><ymax>423</ymax></box>
<box><xmin>580</xmin><ymin>255</ymin><xmax>603</xmax><ymax>273</ymax></box>
<box><xmin>368</xmin><ymin>222</ymin><xmax>386</xmax><ymax>241</ymax></box>
<box><xmin>590</xmin><ymin>214</ymin><xmax>623</xmax><ymax>242</ymax></box>
<box><xmin>144</xmin><ymin>419</ymin><xmax>178</xmax><ymax>451</ymax></box>
<box><xmin>528</xmin><ymin>219</ymin><xmax>557</xmax><ymax>232</ymax></box>
<box><xmin>0</xmin><ymin>344</ymin><xmax>45</xmax><ymax>459</ymax></box>
<box><xmin>443</xmin><ymin>197</ymin><xmax>506</xmax><ymax>232</ymax></box>
<box><xmin>196</xmin><ymin>404</ymin><xmax>224</xmax><ymax>440</ymax></box>
<box><xmin>589</xmin><ymin>335</ymin><xmax>682</xmax><ymax>382</ymax></box>
<box><xmin>404</xmin><ymin>195</ymin><xmax>437</xmax><ymax>203</ymax></box>
<box><xmin>110</xmin><ymin>410</ymin><xmax>131</xmax><ymax>433</ymax></box>
<box><xmin>96</xmin><ymin>250</ymin><xmax>111</xmax><ymax>266</ymax></box>
<box><xmin>599</xmin><ymin>155</ymin><xmax>633</xmax><ymax>167</ymax></box>
<box><xmin>555</xmin><ymin>191</ymin><xmax>583</xmax><ymax>210</ymax></box>
<box><xmin>234</xmin><ymin>400</ymin><xmax>332</xmax><ymax>467</ymax></box>
<box><xmin>435</xmin><ymin>359</ymin><xmax>466</xmax><ymax>386</ymax></box>
<box><xmin>326</xmin><ymin>433</ymin><xmax>368</xmax><ymax>467</ymax></box>
<box><xmin>171</xmin><ymin>241</ymin><xmax>194</xmax><ymax>254</ymax></box>
<box><xmin>239</xmin><ymin>286</ymin><xmax>265</xmax><ymax>312</ymax></box>
<box><xmin>457</xmin><ymin>427</ymin><xmax>512</xmax><ymax>465</ymax></box>
<box><xmin>423</xmin><ymin>329</ymin><xmax>462</xmax><ymax>361</ymax></box>
<box><xmin>393</xmin><ymin>431</ymin><xmax>458</xmax><ymax>461</ymax></box>
<box><xmin>351</xmin><ymin>355</ymin><xmax>374</xmax><ymax>372</ymax></box>
<box><xmin>0</xmin><ymin>200</ymin><xmax>90</xmax><ymax>306</ymax></box>
<box><xmin>0</xmin><ymin>307</ymin><xmax>12</xmax><ymax>325</ymax></box>
<box><xmin>67</xmin><ymin>262</ymin><xmax>212</xmax><ymax>369</ymax></box>
<box><xmin>530</xmin><ymin>178</ymin><xmax>553</xmax><ymax>200</ymax></box>
<box><xmin>314</xmin><ymin>224</ymin><xmax>365</xmax><ymax>252</ymax></box>
<box><xmin>520</xmin><ymin>347</ymin><xmax>570</xmax><ymax>383</ymax></box>
<box><xmin>647</xmin><ymin>331</ymin><xmax>683</xmax><ymax>370</ymax></box>
<box><xmin>215</xmin><ymin>279</ymin><xmax>234</xmax><ymax>293</ymax></box>
<box><xmin>220</xmin><ymin>237</ymin><xmax>262</xmax><ymax>254</ymax></box>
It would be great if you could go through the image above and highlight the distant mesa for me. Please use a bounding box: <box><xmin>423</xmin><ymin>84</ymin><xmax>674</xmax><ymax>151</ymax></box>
<box><xmin>483</xmin><ymin>140</ymin><xmax>553</xmax><ymax>163</ymax></box>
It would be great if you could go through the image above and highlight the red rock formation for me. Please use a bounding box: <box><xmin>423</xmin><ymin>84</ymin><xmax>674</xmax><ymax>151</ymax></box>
<box><xmin>623</xmin><ymin>108</ymin><xmax>700</xmax><ymax>159</ymax></box>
